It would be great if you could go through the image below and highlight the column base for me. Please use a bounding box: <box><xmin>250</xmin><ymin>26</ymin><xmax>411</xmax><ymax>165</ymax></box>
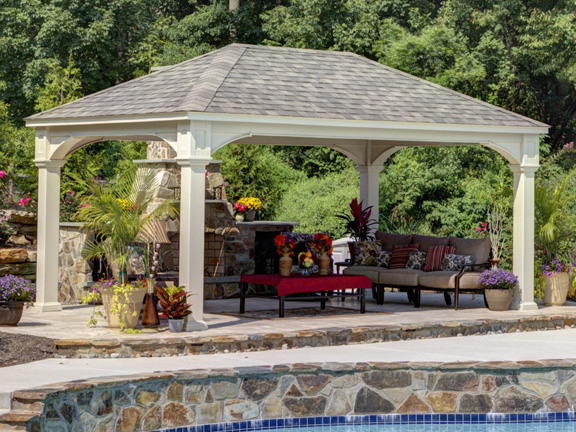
<box><xmin>511</xmin><ymin>300</ymin><xmax>539</xmax><ymax>311</ymax></box>
<box><xmin>29</xmin><ymin>302</ymin><xmax>63</xmax><ymax>313</ymax></box>
<box><xmin>183</xmin><ymin>318</ymin><xmax>208</xmax><ymax>332</ymax></box>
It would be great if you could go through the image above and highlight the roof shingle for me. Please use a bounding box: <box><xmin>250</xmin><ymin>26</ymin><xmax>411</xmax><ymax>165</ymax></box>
<box><xmin>26</xmin><ymin>44</ymin><xmax>547</xmax><ymax>128</ymax></box>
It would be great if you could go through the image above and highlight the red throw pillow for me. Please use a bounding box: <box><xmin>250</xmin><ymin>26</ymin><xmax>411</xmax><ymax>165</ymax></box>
<box><xmin>423</xmin><ymin>245</ymin><xmax>456</xmax><ymax>272</ymax></box>
<box><xmin>389</xmin><ymin>243</ymin><xmax>420</xmax><ymax>269</ymax></box>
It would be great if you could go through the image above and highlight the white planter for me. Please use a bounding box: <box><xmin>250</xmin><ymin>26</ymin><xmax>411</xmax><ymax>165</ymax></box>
<box><xmin>168</xmin><ymin>319</ymin><xmax>185</xmax><ymax>333</ymax></box>
<box><xmin>101</xmin><ymin>287</ymin><xmax>146</xmax><ymax>329</ymax></box>
<box><xmin>543</xmin><ymin>272</ymin><xmax>570</xmax><ymax>306</ymax></box>
<box><xmin>484</xmin><ymin>289</ymin><xmax>512</xmax><ymax>311</ymax></box>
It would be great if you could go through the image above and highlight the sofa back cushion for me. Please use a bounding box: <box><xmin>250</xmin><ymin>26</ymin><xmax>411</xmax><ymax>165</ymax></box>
<box><xmin>390</xmin><ymin>243</ymin><xmax>419</xmax><ymax>269</ymax></box>
<box><xmin>449</xmin><ymin>237</ymin><xmax>491</xmax><ymax>265</ymax></box>
<box><xmin>413</xmin><ymin>234</ymin><xmax>450</xmax><ymax>252</ymax></box>
<box><xmin>375</xmin><ymin>231</ymin><xmax>413</xmax><ymax>251</ymax></box>
<box><xmin>423</xmin><ymin>245</ymin><xmax>456</xmax><ymax>272</ymax></box>
<box><xmin>353</xmin><ymin>241</ymin><xmax>381</xmax><ymax>266</ymax></box>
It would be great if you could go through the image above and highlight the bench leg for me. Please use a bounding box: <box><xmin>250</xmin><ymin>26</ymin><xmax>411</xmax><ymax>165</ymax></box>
<box><xmin>321</xmin><ymin>291</ymin><xmax>326</xmax><ymax>310</ymax></box>
<box><xmin>444</xmin><ymin>292</ymin><xmax>452</xmax><ymax>306</ymax></box>
<box><xmin>279</xmin><ymin>296</ymin><xmax>285</xmax><ymax>318</ymax></box>
<box><xmin>240</xmin><ymin>282</ymin><xmax>246</xmax><ymax>313</ymax></box>
<box><xmin>378</xmin><ymin>285</ymin><xmax>385</xmax><ymax>305</ymax></box>
<box><xmin>360</xmin><ymin>289</ymin><xmax>366</xmax><ymax>313</ymax></box>
<box><xmin>413</xmin><ymin>288</ymin><xmax>421</xmax><ymax>308</ymax></box>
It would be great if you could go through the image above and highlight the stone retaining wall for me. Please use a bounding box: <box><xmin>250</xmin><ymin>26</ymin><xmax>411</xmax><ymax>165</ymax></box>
<box><xmin>4</xmin><ymin>360</ymin><xmax>576</xmax><ymax>431</ymax></box>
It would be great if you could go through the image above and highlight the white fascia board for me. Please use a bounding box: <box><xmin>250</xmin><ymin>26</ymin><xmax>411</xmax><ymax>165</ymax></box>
<box><xmin>186</xmin><ymin>112</ymin><xmax>549</xmax><ymax>136</ymax></box>
<box><xmin>25</xmin><ymin>113</ymin><xmax>189</xmax><ymax>128</ymax></box>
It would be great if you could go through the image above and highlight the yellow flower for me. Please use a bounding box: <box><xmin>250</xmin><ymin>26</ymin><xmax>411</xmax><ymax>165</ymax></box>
<box><xmin>238</xmin><ymin>197</ymin><xmax>262</xmax><ymax>211</ymax></box>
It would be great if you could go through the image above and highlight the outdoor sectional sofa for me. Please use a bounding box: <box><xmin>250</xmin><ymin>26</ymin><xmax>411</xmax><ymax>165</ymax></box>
<box><xmin>343</xmin><ymin>232</ymin><xmax>491</xmax><ymax>309</ymax></box>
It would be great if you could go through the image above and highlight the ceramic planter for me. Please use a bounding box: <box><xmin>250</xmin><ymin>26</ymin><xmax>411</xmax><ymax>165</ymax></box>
<box><xmin>279</xmin><ymin>254</ymin><xmax>292</xmax><ymax>277</ymax></box>
<box><xmin>0</xmin><ymin>301</ymin><xmax>24</xmax><ymax>326</ymax></box>
<box><xmin>318</xmin><ymin>252</ymin><xmax>330</xmax><ymax>275</ymax></box>
<box><xmin>543</xmin><ymin>272</ymin><xmax>570</xmax><ymax>306</ymax></box>
<box><xmin>168</xmin><ymin>318</ymin><xmax>185</xmax><ymax>333</ymax></box>
<box><xmin>484</xmin><ymin>289</ymin><xmax>512</xmax><ymax>311</ymax></box>
<box><xmin>101</xmin><ymin>286</ymin><xmax>146</xmax><ymax>329</ymax></box>
<box><xmin>245</xmin><ymin>210</ymin><xmax>256</xmax><ymax>222</ymax></box>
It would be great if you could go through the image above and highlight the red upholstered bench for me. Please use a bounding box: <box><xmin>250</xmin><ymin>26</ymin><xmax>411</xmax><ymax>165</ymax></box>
<box><xmin>240</xmin><ymin>273</ymin><xmax>372</xmax><ymax>317</ymax></box>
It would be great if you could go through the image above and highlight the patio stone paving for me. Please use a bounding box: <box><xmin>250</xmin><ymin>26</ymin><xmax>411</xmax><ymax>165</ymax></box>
<box><xmin>2</xmin><ymin>292</ymin><xmax>576</xmax><ymax>359</ymax></box>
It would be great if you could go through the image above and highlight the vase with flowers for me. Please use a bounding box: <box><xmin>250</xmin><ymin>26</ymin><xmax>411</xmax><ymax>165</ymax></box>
<box><xmin>233</xmin><ymin>201</ymin><xmax>248</xmax><ymax>222</ymax></box>
<box><xmin>478</xmin><ymin>268</ymin><xmax>518</xmax><ymax>311</ymax></box>
<box><xmin>541</xmin><ymin>258</ymin><xmax>572</xmax><ymax>306</ymax></box>
<box><xmin>0</xmin><ymin>275</ymin><xmax>36</xmax><ymax>326</ymax></box>
<box><xmin>236</xmin><ymin>197</ymin><xmax>262</xmax><ymax>221</ymax></box>
<box><xmin>311</xmin><ymin>233</ymin><xmax>333</xmax><ymax>275</ymax></box>
<box><xmin>275</xmin><ymin>233</ymin><xmax>296</xmax><ymax>276</ymax></box>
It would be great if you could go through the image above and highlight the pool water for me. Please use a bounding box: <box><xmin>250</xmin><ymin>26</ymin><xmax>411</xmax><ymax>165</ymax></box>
<box><xmin>275</xmin><ymin>425</ymin><xmax>576</xmax><ymax>432</ymax></box>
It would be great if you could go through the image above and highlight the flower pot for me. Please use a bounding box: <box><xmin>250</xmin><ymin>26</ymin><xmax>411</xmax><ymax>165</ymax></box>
<box><xmin>489</xmin><ymin>259</ymin><xmax>500</xmax><ymax>269</ymax></box>
<box><xmin>245</xmin><ymin>210</ymin><xmax>256</xmax><ymax>222</ymax></box>
<box><xmin>168</xmin><ymin>318</ymin><xmax>185</xmax><ymax>333</ymax></box>
<box><xmin>484</xmin><ymin>289</ymin><xmax>512</xmax><ymax>311</ymax></box>
<box><xmin>141</xmin><ymin>292</ymin><xmax>160</xmax><ymax>331</ymax></box>
<box><xmin>318</xmin><ymin>252</ymin><xmax>330</xmax><ymax>275</ymax></box>
<box><xmin>279</xmin><ymin>254</ymin><xmax>292</xmax><ymax>277</ymax></box>
<box><xmin>235</xmin><ymin>213</ymin><xmax>245</xmax><ymax>222</ymax></box>
<box><xmin>544</xmin><ymin>272</ymin><xmax>570</xmax><ymax>306</ymax></box>
<box><xmin>101</xmin><ymin>287</ymin><xmax>146</xmax><ymax>329</ymax></box>
<box><xmin>0</xmin><ymin>301</ymin><xmax>24</xmax><ymax>326</ymax></box>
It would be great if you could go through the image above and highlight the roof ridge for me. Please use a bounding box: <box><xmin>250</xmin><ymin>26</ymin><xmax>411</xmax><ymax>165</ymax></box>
<box><xmin>351</xmin><ymin>53</ymin><xmax>549</xmax><ymax>128</ymax></box>
<box><xmin>182</xmin><ymin>45</ymin><xmax>248</xmax><ymax>112</ymax></box>
<box><xmin>232</xmin><ymin>43</ymin><xmax>354</xmax><ymax>57</ymax></box>
<box><xmin>25</xmin><ymin>46</ymin><xmax>234</xmax><ymax>121</ymax></box>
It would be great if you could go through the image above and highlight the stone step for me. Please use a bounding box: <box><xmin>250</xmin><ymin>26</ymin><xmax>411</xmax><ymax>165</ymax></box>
<box><xmin>0</xmin><ymin>409</ymin><xmax>41</xmax><ymax>431</ymax></box>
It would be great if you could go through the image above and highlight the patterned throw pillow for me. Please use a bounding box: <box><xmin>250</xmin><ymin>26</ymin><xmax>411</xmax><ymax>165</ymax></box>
<box><xmin>389</xmin><ymin>243</ymin><xmax>420</xmax><ymax>269</ymax></box>
<box><xmin>373</xmin><ymin>250</ymin><xmax>392</xmax><ymax>268</ymax></box>
<box><xmin>442</xmin><ymin>254</ymin><xmax>475</xmax><ymax>272</ymax></box>
<box><xmin>423</xmin><ymin>245</ymin><xmax>456</xmax><ymax>272</ymax></box>
<box><xmin>406</xmin><ymin>251</ymin><xmax>427</xmax><ymax>270</ymax></box>
<box><xmin>353</xmin><ymin>241</ymin><xmax>381</xmax><ymax>266</ymax></box>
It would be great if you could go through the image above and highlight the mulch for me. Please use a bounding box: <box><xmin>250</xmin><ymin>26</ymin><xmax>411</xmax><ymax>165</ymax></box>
<box><xmin>0</xmin><ymin>332</ymin><xmax>56</xmax><ymax>367</ymax></box>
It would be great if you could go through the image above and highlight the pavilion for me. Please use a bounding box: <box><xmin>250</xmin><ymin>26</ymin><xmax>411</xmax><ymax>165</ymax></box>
<box><xmin>25</xmin><ymin>44</ymin><xmax>549</xmax><ymax>330</ymax></box>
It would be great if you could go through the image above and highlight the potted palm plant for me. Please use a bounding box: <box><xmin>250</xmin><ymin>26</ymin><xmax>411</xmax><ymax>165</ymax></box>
<box><xmin>535</xmin><ymin>170</ymin><xmax>576</xmax><ymax>306</ymax></box>
<box><xmin>156</xmin><ymin>285</ymin><xmax>192</xmax><ymax>332</ymax></box>
<box><xmin>78</xmin><ymin>167</ymin><xmax>178</xmax><ymax>330</ymax></box>
<box><xmin>336</xmin><ymin>198</ymin><xmax>378</xmax><ymax>263</ymax></box>
<box><xmin>479</xmin><ymin>268</ymin><xmax>518</xmax><ymax>311</ymax></box>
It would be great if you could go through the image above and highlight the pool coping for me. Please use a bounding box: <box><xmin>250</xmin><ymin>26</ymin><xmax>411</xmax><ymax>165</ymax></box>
<box><xmin>54</xmin><ymin>313</ymin><xmax>576</xmax><ymax>358</ymax></box>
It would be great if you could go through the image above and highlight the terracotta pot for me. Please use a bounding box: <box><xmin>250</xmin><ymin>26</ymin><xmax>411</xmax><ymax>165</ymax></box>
<box><xmin>245</xmin><ymin>210</ymin><xmax>256</xmax><ymax>222</ymax></box>
<box><xmin>318</xmin><ymin>252</ymin><xmax>330</xmax><ymax>275</ymax></box>
<box><xmin>235</xmin><ymin>213</ymin><xmax>245</xmax><ymax>222</ymax></box>
<box><xmin>101</xmin><ymin>286</ymin><xmax>146</xmax><ymax>329</ymax></box>
<box><xmin>279</xmin><ymin>254</ymin><xmax>292</xmax><ymax>277</ymax></box>
<box><xmin>0</xmin><ymin>302</ymin><xmax>24</xmax><ymax>326</ymax></box>
<box><xmin>544</xmin><ymin>272</ymin><xmax>570</xmax><ymax>306</ymax></box>
<box><xmin>484</xmin><ymin>289</ymin><xmax>512</xmax><ymax>311</ymax></box>
<box><xmin>168</xmin><ymin>318</ymin><xmax>184</xmax><ymax>333</ymax></box>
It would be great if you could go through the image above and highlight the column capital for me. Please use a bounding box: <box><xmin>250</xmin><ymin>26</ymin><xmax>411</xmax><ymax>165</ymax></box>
<box><xmin>34</xmin><ymin>159</ymin><xmax>66</xmax><ymax>169</ymax></box>
<box><xmin>176</xmin><ymin>157</ymin><xmax>213</xmax><ymax>167</ymax></box>
<box><xmin>509</xmin><ymin>164</ymin><xmax>539</xmax><ymax>174</ymax></box>
<box><xmin>355</xmin><ymin>164</ymin><xmax>384</xmax><ymax>174</ymax></box>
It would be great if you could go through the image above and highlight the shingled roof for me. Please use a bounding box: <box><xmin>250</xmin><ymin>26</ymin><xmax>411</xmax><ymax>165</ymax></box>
<box><xmin>27</xmin><ymin>44</ymin><xmax>546</xmax><ymax>127</ymax></box>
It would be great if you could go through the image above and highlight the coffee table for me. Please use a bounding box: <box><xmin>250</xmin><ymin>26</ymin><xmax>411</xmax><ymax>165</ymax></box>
<box><xmin>240</xmin><ymin>273</ymin><xmax>372</xmax><ymax>317</ymax></box>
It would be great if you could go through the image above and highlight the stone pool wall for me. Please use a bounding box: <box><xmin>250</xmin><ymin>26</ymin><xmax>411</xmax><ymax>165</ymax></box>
<box><xmin>4</xmin><ymin>360</ymin><xmax>576</xmax><ymax>431</ymax></box>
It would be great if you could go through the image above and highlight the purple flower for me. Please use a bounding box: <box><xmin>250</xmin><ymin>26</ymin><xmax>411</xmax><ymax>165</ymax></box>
<box><xmin>479</xmin><ymin>268</ymin><xmax>518</xmax><ymax>290</ymax></box>
<box><xmin>0</xmin><ymin>275</ymin><xmax>36</xmax><ymax>302</ymax></box>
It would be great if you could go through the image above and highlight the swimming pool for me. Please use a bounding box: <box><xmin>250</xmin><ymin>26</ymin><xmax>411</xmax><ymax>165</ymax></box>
<box><xmin>158</xmin><ymin>414</ymin><xmax>576</xmax><ymax>432</ymax></box>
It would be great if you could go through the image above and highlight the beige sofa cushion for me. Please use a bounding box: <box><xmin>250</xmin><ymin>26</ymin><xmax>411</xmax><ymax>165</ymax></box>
<box><xmin>343</xmin><ymin>266</ymin><xmax>379</xmax><ymax>283</ymax></box>
<box><xmin>375</xmin><ymin>231</ymin><xmax>413</xmax><ymax>250</ymax></box>
<box><xmin>449</xmin><ymin>237</ymin><xmax>491</xmax><ymax>265</ymax></box>
<box><xmin>419</xmin><ymin>271</ymin><xmax>483</xmax><ymax>290</ymax></box>
<box><xmin>413</xmin><ymin>234</ymin><xmax>449</xmax><ymax>252</ymax></box>
<box><xmin>377</xmin><ymin>268</ymin><xmax>424</xmax><ymax>286</ymax></box>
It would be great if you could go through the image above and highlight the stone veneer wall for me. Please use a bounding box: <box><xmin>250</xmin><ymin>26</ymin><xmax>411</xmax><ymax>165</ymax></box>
<box><xmin>58</xmin><ymin>223</ymin><xmax>94</xmax><ymax>303</ymax></box>
<box><xmin>6</xmin><ymin>361</ymin><xmax>576</xmax><ymax>432</ymax></box>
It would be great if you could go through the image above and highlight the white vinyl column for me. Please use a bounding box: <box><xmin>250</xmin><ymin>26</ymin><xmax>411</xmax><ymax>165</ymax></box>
<box><xmin>177</xmin><ymin>157</ymin><xmax>211</xmax><ymax>331</ymax></box>
<box><xmin>510</xmin><ymin>164</ymin><xmax>539</xmax><ymax>311</ymax></box>
<box><xmin>33</xmin><ymin>159</ymin><xmax>65</xmax><ymax>312</ymax></box>
<box><xmin>356</xmin><ymin>165</ymin><xmax>383</xmax><ymax>228</ymax></box>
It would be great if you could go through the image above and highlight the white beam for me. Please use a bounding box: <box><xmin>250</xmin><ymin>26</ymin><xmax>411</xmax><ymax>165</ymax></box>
<box><xmin>177</xmin><ymin>157</ymin><xmax>211</xmax><ymax>331</ymax></box>
<box><xmin>32</xmin><ymin>159</ymin><xmax>66</xmax><ymax>312</ymax></box>
<box><xmin>356</xmin><ymin>165</ymin><xmax>383</xmax><ymax>229</ymax></box>
<box><xmin>510</xmin><ymin>163</ymin><xmax>539</xmax><ymax>311</ymax></box>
